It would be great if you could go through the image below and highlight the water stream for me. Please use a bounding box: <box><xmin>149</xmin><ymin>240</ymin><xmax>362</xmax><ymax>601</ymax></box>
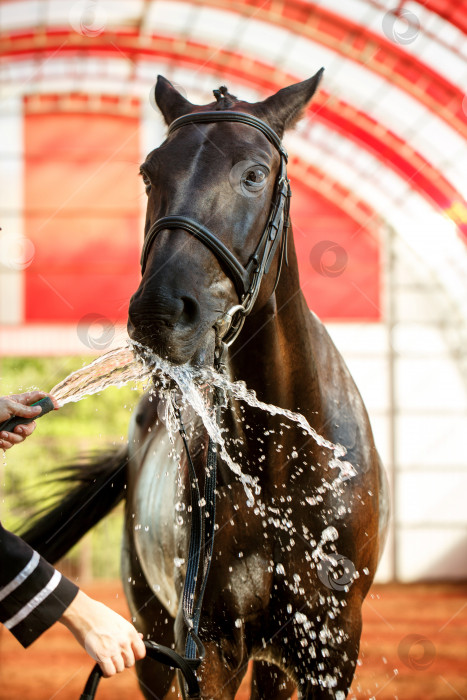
<box><xmin>50</xmin><ymin>342</ymin><xmax>355</xmax><ymax>503</ymax></box>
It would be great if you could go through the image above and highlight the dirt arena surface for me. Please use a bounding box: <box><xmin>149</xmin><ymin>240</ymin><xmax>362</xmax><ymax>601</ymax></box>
<box><xmin>0</xmin><ymin>581</ymin><xmax>465</xmax><ymax>700</ymax></box>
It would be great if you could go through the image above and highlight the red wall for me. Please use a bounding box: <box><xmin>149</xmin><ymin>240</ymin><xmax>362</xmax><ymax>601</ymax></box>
<box><xmin>290</xmin><ymin>177</ymin><xmax>381</xmax><ymax>320</ymax></box>
<box><xmin>24</xmin><ymin>102</ymin><xmax>141</xmax><ymax>323</ymax></box>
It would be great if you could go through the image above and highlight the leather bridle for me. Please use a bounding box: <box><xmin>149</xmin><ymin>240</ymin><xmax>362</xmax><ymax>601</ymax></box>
<box><xmin>140</xmin><ymin>110</ymin><xmax>291</xmax><ymax>347</ymax></box>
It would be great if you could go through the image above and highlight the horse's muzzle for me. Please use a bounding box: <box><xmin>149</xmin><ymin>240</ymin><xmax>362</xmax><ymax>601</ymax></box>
<box><xmin>127</xmin><ymin>285</ymin><xmax>209</xmax><ymax>364</ymax></box>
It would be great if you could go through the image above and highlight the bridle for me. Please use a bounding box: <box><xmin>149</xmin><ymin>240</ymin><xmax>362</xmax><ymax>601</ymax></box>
<box><xmin>140</xmin><ymin>110</ymin><xmax>291</xmax><ymax>347</ymax></box>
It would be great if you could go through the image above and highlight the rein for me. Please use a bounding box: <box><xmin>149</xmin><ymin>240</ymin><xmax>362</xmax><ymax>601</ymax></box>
<box><xmin>80</xmin><ymin>110</ymin><xmax>290</xmax><ymax>699</ymax></box>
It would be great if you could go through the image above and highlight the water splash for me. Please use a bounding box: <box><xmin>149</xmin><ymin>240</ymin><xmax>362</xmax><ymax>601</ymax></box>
<box><xmin>50</xmin><ymin>345</ymin><xmax>152</xmax><ymax>406</ymax></box>
<box><xmin>200</xmin><ymin>366</ymin><xmax>356</xmax><ymax>481</ymax></box>
<box><xmin>49</xmin><ymin>342</ymin><xmax>355</xmax><ymax>502</ymax></box>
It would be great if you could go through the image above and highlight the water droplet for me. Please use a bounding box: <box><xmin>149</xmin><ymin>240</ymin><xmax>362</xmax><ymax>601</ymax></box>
<box><xmin>295</xmin><ymin>612</ymin><xmax>308</xmax><ymax>625</ymax></box>
<box><xmin>174</xmin><ymin>557</ymin><xmax>185</xmax><ymax>568</ymax></box>
<box><xmin>235</xmin><ymin>618</ymin><xmax>242</xmax><ymax>628</ymax></box>
<box><xmin>321</xmin><ymin>526</ymin><xmax>339</xmax><ymax>543</ymax></box>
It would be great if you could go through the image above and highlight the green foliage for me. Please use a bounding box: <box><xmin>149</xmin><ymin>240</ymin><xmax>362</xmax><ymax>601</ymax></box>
<box><xmin>0</xmin><ymin>356</ymin><xmax>142</xmax><ymax>580</ymax></box>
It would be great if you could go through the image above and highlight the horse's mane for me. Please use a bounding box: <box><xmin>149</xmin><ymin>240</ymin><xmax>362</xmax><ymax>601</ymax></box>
<box><xmin>213</xmin><ymin>85</ymin><xmax>238</xmax><ymax>109</ymax></box>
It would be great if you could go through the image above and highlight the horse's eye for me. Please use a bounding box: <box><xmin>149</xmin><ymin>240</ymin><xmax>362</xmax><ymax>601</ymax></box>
<box><xmin>141</xmin><ymin>172</ymin><xmax>152</xmax><ymax>193</ymax></box>
<box><xmin>229</xmin><ymin>160</ymin><xmax>269</xmax><ymax>198</ymax></box>
<box><xmin>242</xmin><ymin>166</ymin><xmax>268</xmax><ymax>191</ymax></box>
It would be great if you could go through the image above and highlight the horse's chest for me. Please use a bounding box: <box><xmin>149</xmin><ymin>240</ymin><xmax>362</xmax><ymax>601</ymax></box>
<box><xmin>203</xmin><ymin>487</ymin><xmax>275</xmax><ymax>613</ymax></box>
<box><xmin>130</xmin><ymin>432</ymin><xmax>184</xmax><ymax>616</ymax></box>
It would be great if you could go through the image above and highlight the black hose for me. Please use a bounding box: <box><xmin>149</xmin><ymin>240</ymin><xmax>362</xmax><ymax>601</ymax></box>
<box><xmin>0</xmin><ymin>396</ymin><xmax>55</xmax><ymax>433</ymax></box>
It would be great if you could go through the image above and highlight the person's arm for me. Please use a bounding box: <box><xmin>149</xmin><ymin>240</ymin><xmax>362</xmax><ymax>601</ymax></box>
<box><xmin>0</xmin><ymin>524</ymin><xmax>79</xmax><ymax>647</ymax></box>
<box><xmin>0</xmin><ymin>391</ymin><xmax>51</xmax><ymax>450</ymax></box>
<box><xmin>0</xmin><ymin>391</ymin><xmax>146</xmax><ymax>675</ymax></box>
<box><xmin>0</xmin><ymin>524</ymin><xmax>146</xmax><ymax>675</ymax></box>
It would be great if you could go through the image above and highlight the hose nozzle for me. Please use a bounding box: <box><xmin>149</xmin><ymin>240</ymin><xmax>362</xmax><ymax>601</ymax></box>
<box><xmin>0</xmin><ymin>396</ymin><xmax>55</xmax><ymax>434</ymax></box>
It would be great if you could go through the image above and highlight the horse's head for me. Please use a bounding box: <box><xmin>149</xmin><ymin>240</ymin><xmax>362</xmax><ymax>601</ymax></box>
<box><xmin>128</xmin><ymin>71</ymin><xmax>323</xmax><ymax>365</ymax></box>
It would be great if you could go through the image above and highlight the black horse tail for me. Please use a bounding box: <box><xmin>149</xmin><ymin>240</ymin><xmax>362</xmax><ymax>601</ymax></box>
<box><xmin>19</xmin><ymin>447</ymin><xmax>128</xmax><ymax>565</ymax></box>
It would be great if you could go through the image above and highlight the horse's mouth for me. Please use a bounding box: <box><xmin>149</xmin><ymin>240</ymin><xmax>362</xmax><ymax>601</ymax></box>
<box><xmin>131</xmin><ymin>325</ymin><xmax>217</xmax><ymax>371</ymax></box>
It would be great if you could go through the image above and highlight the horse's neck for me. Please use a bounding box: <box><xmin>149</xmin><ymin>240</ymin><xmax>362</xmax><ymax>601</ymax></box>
<box><xmin>221</xmin><ymin>236</ymin><xmax>322</xmax><ymax>489</ymax></box>
<box><xmin>229</xmin><ymin>229</ymin><xmax>320</xmax><ymax>416</ymax></box>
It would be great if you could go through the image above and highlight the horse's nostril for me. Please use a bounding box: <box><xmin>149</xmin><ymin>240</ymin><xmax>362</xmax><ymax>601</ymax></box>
<box><xmin>128</xmin><ymin>290</ymin><xmax>200</xmax><ymax>336</ymax></box>
<box><xmin>127</xmin><ymin>318</ymin><xmax>135</xmax><ymax>338</ymax></box>
<box><xmin>181</xmin><ymin>296</ymin><xmax>199</xmax><ymax>325</ymax></box>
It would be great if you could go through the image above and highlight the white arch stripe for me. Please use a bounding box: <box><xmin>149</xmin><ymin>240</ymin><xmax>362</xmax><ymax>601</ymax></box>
<box><xmin>0</xmin><ymin>52</ymin><xmax>465</xmax><ymax>201</ymax></box>
<box><xmin>142</xmin><ymin>2</ymin><xmax>467</xmax><ymax>92</ymax></box>
<box><xmin>311</xmin><ymin>0</ymin><xmax>467</xmax><ymax>77</ymax></box>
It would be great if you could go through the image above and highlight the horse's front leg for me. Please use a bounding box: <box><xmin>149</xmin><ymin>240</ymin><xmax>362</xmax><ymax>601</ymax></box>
<box><xmin>176</xmin><ymin>643</ymin><xmax>248</xmax><ymax>700</ymax></box>
<box><xmin>250</xmin><ymin>660</ymin><xmax>296</xmax><ymax>700</ymax></box>
<box><xmin>122</xmin><ymin>528</ymin><xmax>177</xmax><ymax>699</ymax></box>
<box><xmin>198</xmin><ymin>640</ymin><xmax>249</xmax><ymax>700</ymax></box>
<box><xmin>287</xmin><ymin>603</ymin><xmax>362</xmax><ymax>700</ymax></box>
<box><xmin>174</xmin><ymin>612</ymin><xmax>248</xmax><ymax>700</ymax></box>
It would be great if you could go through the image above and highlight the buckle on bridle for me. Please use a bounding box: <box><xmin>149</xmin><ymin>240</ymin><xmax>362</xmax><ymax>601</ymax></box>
<box><xmin>214</xmin><ymin>304</ymin><xmax>247</xmax><ymax>347</ymax></box>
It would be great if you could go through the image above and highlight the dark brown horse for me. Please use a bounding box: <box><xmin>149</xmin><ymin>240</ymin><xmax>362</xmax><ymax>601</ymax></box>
<box><xmin>24</xmin><ymin>73</ymin><xmax>388</xmax><ymax>699</ymax></box>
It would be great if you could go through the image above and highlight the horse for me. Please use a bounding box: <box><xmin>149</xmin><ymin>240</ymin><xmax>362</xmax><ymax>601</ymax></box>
<box><xmin>23</xmin><ymin>72</ymin><xmax>389</xmax><ymax>699</ymax></box>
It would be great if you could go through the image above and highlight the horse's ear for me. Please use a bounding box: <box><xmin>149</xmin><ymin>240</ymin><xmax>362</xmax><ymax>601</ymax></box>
<box><xmin>155</xmin><ymin>75</ymin><xmax>193</xmax><ymax>125</ymax></box>
<box><xmin>254</xmin><ymin>69</ymin><xmax>324</xmax><ymax>136</ymax></box>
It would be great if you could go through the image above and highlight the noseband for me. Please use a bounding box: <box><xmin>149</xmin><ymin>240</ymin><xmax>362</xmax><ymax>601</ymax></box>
<box><xmin>140</xmin><ymin>110</ymin><xmax>291</xmax><ymax>346</ymax></box>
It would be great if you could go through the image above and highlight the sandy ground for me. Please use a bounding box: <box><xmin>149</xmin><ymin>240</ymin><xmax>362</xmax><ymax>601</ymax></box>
<box><xmin>0</xmin><ymin>581</ymin><xmax>465</xmax><ymax>700</ymax></box>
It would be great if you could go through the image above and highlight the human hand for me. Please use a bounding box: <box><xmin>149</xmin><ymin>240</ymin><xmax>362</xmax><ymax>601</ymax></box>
<box><xmin>59</xmin><ymin>590</ymin><xmax>146</xmax><ymax>677</ymax></box>
<box><xmin>0</xmin><ymin>391</ymin><xmax>57</xmax><ymax>450</ymax></box>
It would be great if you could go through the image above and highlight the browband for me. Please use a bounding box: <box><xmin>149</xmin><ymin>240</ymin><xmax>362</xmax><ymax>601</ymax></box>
<box><xmin>167</xmin><ymin>111</ymin><xmax>288</xmax><ymax>161</ymax></box>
